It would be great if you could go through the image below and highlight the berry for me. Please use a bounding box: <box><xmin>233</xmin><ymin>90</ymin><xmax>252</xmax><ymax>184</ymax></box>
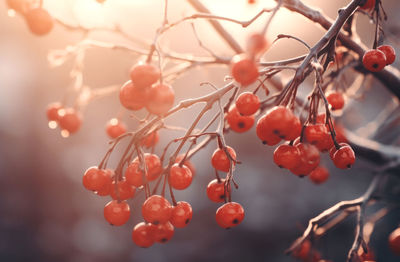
<box><xmin>206</xmin><ymin>179</ymin><xmax>228</xmax><ymax>203</ymax></box>
<box><xmin>125</xmin><ymin>154</ymin><xmax>163</xmax><ymax>187</ymax></box>
<box><xmin>142</xmin><ymin>195</ymin><xmax>172</xmax><ymax>225</ymax></box>
<box><xmin>305</xmin><ymin>124</ymin><xmax>328</xmax><ymax>145</ymax></box>
<box><xmin>175</xmin><ymin>154</ymin><xmax>196</xmax><ymax>176</ymax></box>
<box><xmin>286</xmin><ymin>116</ymin><xmax>302</xmax><ymax>141</ymax></box>
<box><xmin>119</xmin><ymin>81</ymin><xmax>149</xmax><ymax>111</ymax></box>
<box><xmin>6</xmin><ymin>0</ymin><xmax>26</xmax><ymax>13</ymax></box>
<box><xmin>170</xmin><ymin>201</ymin><xmax>193</xmax><ymax>228</ymax></box>
<box><xmin>362</xmin><ymin>49</ymin><xmax>386</xmax><ymax>72</ymax></box>
<box><xmin>378</xmin><ymin>45</ymin><xmax>396</xmax><ymax>65</ymax></box>
<box><xmin>153</xmin><ymin>221</ymin><xmax>174</xmax><ymax>243</ymax></box>
<box><xmin>146</xmin><ymin>84</ymin><xmax>175</xmax><ymax>115</ymax></box>
<box><xmin>215</xmin><ymin>202</ymin><xmax>245</xmax><ymax>229</ymax></box>
<box><xmin>247</xmin><ymin>33</ymin><xmax>268</xmax><ymax>56</ymax></box>
<box><xmin>46</xmin><ymin>102</ymin><xmax>63</xmax><ymax>122</ymax></box>
<box><xmin>256</xmin><ymin>114</ymin><xmax>281</xmax><ymax>146</ymax></box>
<box><xmin>95</xmin><ymin>169</ymin><xmax>114</xmax><ymax>196</ymax></box>
<box><xmin>235</xmin><ymin>92</ymin><xmax>260</xmax><ymax>116</ymax></box>
<box><xmin>326</xmin><ymin>92</ymin><xmax>345</xmax><ymax>110</ymax></box>
<box><xmin>82</xmin><ymin>167</ymin><xmax>109</xmax><ymax>191</ymax></box>
<box><xmin>309</xmin><ymin>166</ymin><xmax>329</xmax><ymax>184</ymax></box>
<box><xmin>58</xmin><ymin>108</ymin><xmax>82</xmax><ymax>135</ymax></box>
<box><xmin>332</xmin><ymin>144</ymin><xmax>355</xmax><ymax>169</ymax></box>
<box><xmin>211</xmin><ymin>146</ymin><xmax>237</xmax><ymax>172</ymax></box>
<box><xmin>293</xmin><ymin>240</ymin><xmax>311</xmax><ymax>260</ymax></box>
<box><xmin>226</xmin><ymin>106</ymin><xmax>255</xmax><ymax>133</ymax></box>
<box><xmin>105</xmin><ymin>118</ymin><xmax>127</xmax><ymax>139</ymax></box>
<box><xmin>168</xmin><ymin>163</ymin><xmax>193</xmax><ymax>190</ymax></box>
<box><xmin>273</xmin><ymin>144</ymin><xmax>301</xmax><ymax>169</ymax></box>
<box><xmin>129</xmin><ymin>63</ymin><xmax>160</xmax><ymax>89</ymax></box>
<box><xmin>110</xmin><ymin>178</ymin><xmax>136</xmax><ymax>201</ymax></box>
<box><xmin>132</xmin><ymin>222</ymin><xmax>155</xmax><ymax>248</ymax></box>
<box><xmin>140</xmin><ymin>131</ymin><xmax>159</xmax><ymax>148</ymax></box>
<box><xmin>263</xmin><ymin>106</ymin><xmax>297</xmax><ymax>140</ymax></box>
<box><xmin>25</xmin><ymin>8</ymin><xmax>54</xmax><ymax>36</ymax></box>
<box><xmin>290</xmin><ymin>143</ymin><xmax>320</xmax><ymax>177</ymax></box>
<box><xmin>389</xmin><ymin>227</ymin><xmax>400</xmax><ymax>256</ymax></box>
<box><xmin>359</xmin><ymin>0</ymin><xmax>376</xmax><ymax>11</ymax></box>
<box><xmin>104</xmin><ymin>200</ymin><xmax>130</xmax><ymax>226</ymax></box>
<box><xmin>230</xmin><ymin>54</ymin><xmax>259</xmax><ymax>86</ymax></box>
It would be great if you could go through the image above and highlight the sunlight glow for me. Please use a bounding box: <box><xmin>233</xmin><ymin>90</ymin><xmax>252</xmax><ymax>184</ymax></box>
<box><xmin>48</xmin><ymin>121</ymin><xmax>58</xmax><ymax>129</ymax></box>
<box><xmin>7</xmin><ymin>9</ymin><xmax>16</xmax><ymax>17</ymax></box>
<box><xmin>61</xmin><ymin>130</ymin><xmax>70</xmax><ymax>138</ymax></box>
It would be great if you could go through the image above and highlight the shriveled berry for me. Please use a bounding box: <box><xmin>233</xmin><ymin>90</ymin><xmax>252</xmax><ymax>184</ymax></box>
<box><xmin>215</xmin><ymin>202</ymin><xmax>245</xmax><ymax>229</ymax></box>
<box><xmin>226</xmin><ymin>106</ymin><xmax>255</xmax><ymax>133</ymax></box>
<box><xmin>169</xmin><ymin>163</ymin><xmax>193</xmax><ymax>190</ymax></box>
<box><xmin>231</xmin><ymin>54</ymin><xmax>259</xmax><ymax>86</ymax></box>
<box><xmin>132</xmin><ymin>222</ymin><xmax>155</xmax><ymax>248</ymax></box>
<box><xmin>211</xmin><ymin>146</ymin><xmax>237</xmax><ymax>172</ymax></box>
<box><xmin>170</xmin><ymin>201</ymin><xmax>193</xmax><ymax>228</ymax></box>
<box><xmin>104</xmin><ymin>200</ymin><xmax>130</xmax><ymax>226</ymax></box>
<box><xmin>142</xmin><ymin>195</ymin><xmax>172</xmax><ymax>225</ymax></box>
<box><xmin>363</xmin><ymin>49</ymin><xmax>386</xmax><ymax>72</ymax></box>
<box><xmin>235</xmin><ymin>92</ymin><xmax>260</xmax><ymax>116</ymax></box>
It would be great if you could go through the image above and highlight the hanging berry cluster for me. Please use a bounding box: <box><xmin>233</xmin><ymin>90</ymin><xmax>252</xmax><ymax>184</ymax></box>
<box><xmin>7</xmin><ymin>0</ymin><xmax>400</xmax><ymax>260</ymax></box>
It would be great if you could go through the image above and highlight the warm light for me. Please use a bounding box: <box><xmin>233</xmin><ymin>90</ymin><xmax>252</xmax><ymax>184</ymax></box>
<box><xmin>58</xmin><ymin>109</ymin><xmax>66</xmax><ymax>117</ymax></box>
<box><xmin>109</xmin><ymin>118</ymin><xmax>118</xmax><ymax>126</ymax></box>
<box><xmin>7</xmin><ymin>9</ymin><xmax>16</xmax><ymax>17</ymax></box>
<box><xmin>48</xmin><ymin>121</ymin><xmax>58</xmax><ymax>129</ymax></box>
<box><xmin>61</xmin><ymin>130</ymin><xmax>70</xmax><ymax>138</ymax></box>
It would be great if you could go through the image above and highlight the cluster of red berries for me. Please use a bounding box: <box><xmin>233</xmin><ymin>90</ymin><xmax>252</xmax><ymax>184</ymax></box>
<box><xmin>363</xmin><ymin>45</ymin><xmax>396</xmax><ymax>73</ymax></box>
<box><xmin>46</xmin><ymin>103</ymin><xmax>82</xmax><ymax>137</ymax></box>
<box><xmin>389</xmin><ymin>227</ymin><xmax>400</xmax><ymax>256</ymax></box>
<box><xmin>7</xmin><ymin>0</ymin><xmax>53</xmax><ymax>36</ymax></box>
<box><xmin>120</xmin><ymin>62</ymin><xmax>174</xmax><ymax>116</ymax></box>
<box><xmin>359</xmin><ymin>0</ymin><xmax>376</xmax><ymax>12</ymax></box>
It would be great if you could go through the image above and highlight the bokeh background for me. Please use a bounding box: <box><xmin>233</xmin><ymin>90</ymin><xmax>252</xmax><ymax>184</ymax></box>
<box><xmin>0</xmin><ymin>0</ymin><xmax>400</xmax><ymax>261</ymax></box>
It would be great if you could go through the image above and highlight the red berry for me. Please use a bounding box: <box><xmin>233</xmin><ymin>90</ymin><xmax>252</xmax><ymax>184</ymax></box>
<box><xmin>104</xmin><ymin>200</ymin><xmax>130</xmax><ymax>226</ymax></box>
<box><xmin>286</xmin><ymin>116</ymin><xmax>302</xmax><ymax>141</ymax></box>
<box><xmin>231</xmin><ymin>54</ymin><xmax>259</xmax><ymax>86</ymax></box>
<box><xmin>169</xmin><ymin>163</ymin><xmax>193</xmax><ymax>190</ymax></box>
<box><xmin>206</xmin><ymin>179</ymin><xmax>228</xmax><ymax>203</ymax></box>
<box><xmin>175</xmin><ymin>154</ymin><xmax>196</xmax><ymax>176</ymax></box>
<box><xmin>152</xmin><ymin>221</ymin><xmax>174</xmax><ymax>243</ymax></box>
<box><xmin>132</xmin><ymin>222</ymin><xmax>155</xmax><ymax>248</ymax></box>
<box><xmin>315</xmin><ymin>131</ymin><xmax>334</xmax><ymax>152</ymax></box>
<box><xmin>170</xmin><ymin>201</ymin><xmax>193</xmax><ymax>228</ymax></box>
<box><xmin>290</xmin><ymin>143</ymin><xmax>320</xmax><ymax>177</ymax></box>
<box><xmin>359</xmin><ymin>246</ymin><xmax>376</xmax><ymax>261</ymax></box>
<box><xmin>256</xmin><ymin>114</ymin><xmax>281</xmax><ymax>146</ymax></box>
<box><xmin>363</xmin><ymin>49</ymin><xmax>386</xmax><ymax>72</ymax></box>
<box><xmin>25</xmin><ymin>8</ymin><xmax>54</xmax><ymax>36</ymax></box>
<box><xmin>389</xmin><ymin>227</ymin><xmax>400</xmax><ymax>256</ymax></box>
<box><xmin>235</xmin><ymin>92</ymin><xmax>260</xmax><ymax>116</ymax></box>
<box><xmin>6</xmin><ymin>0</ymin><xmax>26</xmax><ymax>13</ymax></box>
<box><xmin>140</xmin><ymin>131</ymin><xmax>159</xmax><ymax>148</ymax></box>
<box><xmin>378</xmin><ymin>45</ymin><xmax>396</xmax><ymax>65</ymax></box>
<box><xmin>247</xmin><ymin>33</ymin><xmax>268</xmax><ymax>56</ymax></box>
<box><xmin>146</xmin><ymin>83</ymin><xmax>175</xmax><ymax>115</ymax></box>
<box><xmin>359</xmin><ymin>0</ymin><xmax>376</xmax><ymax>11</ymax></box>
<box><xmin>110</xmin><ymin>178</ymin><xmax>136</xmax><ymax>201</ymax></box>
<box><xmin>142</xmin><ymin>195</ymin><xmax>172</xmax><ymax>224</ymax></box>
<box><xmin>273</xmin><ymin>144</ymin><xmax>301</xmax><ymax>169</ymax></box>
<box><xmin>211</xmin><ymin>146</ymin><xmax>237</xmax><ymax>172</ymax></box>
<box><xmin>215</xmin><ymin>202</ymin><xmax>245</xmax><ymax>229</ymax></box>
<box><xmin>226</xmin><ymin>106</ymin><xmax>255</xmax><ymax>133</ymax></box>
<box><xmin>105</xmin><ymin>118</ymin><xmax>127</xmax><ymax>139</ymax></box>
<box><xmin>329</xmin><ymin>142</ymin><xmax>348</xmax><ymax>159</ymax></box>
<box><xmin>58</xmin><ymin>108</ymin><xmax>82</xmax><ymax>135</ymax></box>
<box><xmin>119</xmin><ymin>81</ymin><xmax>149</xmax><ymax>111</ymax></box>
<box><xmin>129</xmin><ymin>63</ymin><xmax>160</xmax><ymax>89</ymax></box>
<box><xmin>326</xmin><ymin>92</ymin><xmax>345</xmax><ymax>110</ymax></box>
<box><xmin>46</xmin><ymin>102</ymin><xmax>63</xmax><ymax>122</ymax></box>
<box><xmin>332</xmin><ymin>144</ymin><xmax>355</xmax><ymax>169</ymax></box>
<box><xmin>95</xmin><ymin>169</ymin><xmax>114</xmax><ymax>196</ymax></box>
<box><xmin>305</xmin><ymin>124</ymin><xmax>328</xmax><ymax>145</ymax></box>
<box><xmin>293</xmin><ymin>240</ymin><xmax>311</xmax><ymax>260</ymax></box>
<box><xmin>82</xmin><ymin>167</ymin><xmax>109</xmax><ymax>191</ymax></box>
<box><xmin>263</xmin><ymin>106</ymin><xmax>297</xmax><ymax>140</ymax></box>
<box><xmin>309</xmin><ymin>166</ymin><xmax>329</xmax><ymax>184</ymax></box>
<box><xmin>125</xmin><ymin>154</ymin><xmax>162</xmax><ymax>187</ymax></box>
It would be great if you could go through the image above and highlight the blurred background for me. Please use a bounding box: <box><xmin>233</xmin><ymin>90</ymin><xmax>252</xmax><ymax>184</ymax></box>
<box><xmin>0</xmin><ymin>0</ymin><xmax>400</xmax><ymax>261</ymax></box>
